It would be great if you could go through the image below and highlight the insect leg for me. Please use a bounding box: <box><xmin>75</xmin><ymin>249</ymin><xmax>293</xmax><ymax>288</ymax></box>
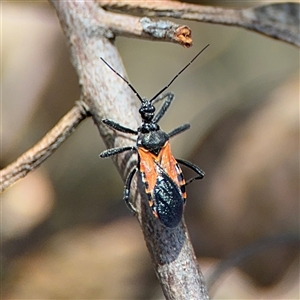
<box><xmin>100</xmin><ymin>146</ymin><xmax>135</xmax><ymax>158</ymax></box>
<box><xmin>176</xmin><ymin>158</ymin><xmax>205</xmax><ymax>185</ymax></box>
<box><xmin>123</xmin><ymin>167</ymin><xmax>137</xmax><ymax>212</ymax></box>
<box><xmin>168</xmin><ymin>123</ymin><xmax>190</xmax><ymax>138</ymax></box>
<box><xmin>152</xmin><ymin>91</ymin><xmax>174</xmax><ymax>106</ymax></box>
<box><xmin>102</xmin><ymin>119</ymin><xmax>138</xmax><ymax>135</ymax></box>
<box><xmin>152</xmin><ymin>92</ymin><xmax>174</xmax><ymax>123</ymax></box>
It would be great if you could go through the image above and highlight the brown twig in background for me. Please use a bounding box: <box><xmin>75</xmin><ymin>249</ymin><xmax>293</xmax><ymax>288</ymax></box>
<box><xmin>206</xmin><ymin>233</ymin><xmax>300</xmax><ymax>297</ymax></box>
<box><xmin>0</xmin><ymin>102</ymin><xmax>88</xmax><ymax>193</ymax></box>
<box><xmin>99</xmin><ymin>0</ymin><xmax>300</xmax><ymax>47</ymax></box>
<box><xmin>60</xmin><ymin>3</ymin><xmax>193</xmax><ymax>47</ymax></box>
<box><xmin>107</xmin><ymin>13</ymin><xmax>194</xmax><ymax>47</ymax></box>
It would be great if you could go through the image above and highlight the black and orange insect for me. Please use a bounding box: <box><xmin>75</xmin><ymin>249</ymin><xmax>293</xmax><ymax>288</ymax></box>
<box><xmin>100</xmin><ymin>44</ymin><xmax>209</xmax><ymax>228</ymax></box>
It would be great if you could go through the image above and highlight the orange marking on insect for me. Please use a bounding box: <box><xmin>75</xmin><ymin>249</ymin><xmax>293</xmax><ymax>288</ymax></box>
<box><xmin>138</xmin><ymin>141</ymin><xmax>186</xmax><ymax>198</ymax></box>
<box><xmin>152</xmin><ymin>210</ymin><xmax>158</xmax><ymax>219</ymax></box>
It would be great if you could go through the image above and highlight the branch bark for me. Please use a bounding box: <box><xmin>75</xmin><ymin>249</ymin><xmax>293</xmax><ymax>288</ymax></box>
<box><xmin>99</xmin><ymin>0</ymin><xmax>300</xmax><ymax>47</ymax></box>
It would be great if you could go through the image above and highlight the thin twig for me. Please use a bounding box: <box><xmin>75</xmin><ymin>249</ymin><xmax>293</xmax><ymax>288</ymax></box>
<box><xmin>207</xmin><ymin>233</ymin><xmax>300</xmax><ymax>297</ymax></box>
<box><xmin>48</xmin><ymin>1</ymin><xmax>209</xmax><ymax>299</ymax></box>
<box><xmin>99</xmin><ymin>0</ymin><xmax>300</xmax><ymax>47</ymax></box>
<box><xmin>0</xmin><ymin>102</ymin><xmax>88</xmax><ymax>193</ymax></box>
<box><xmin>106</xmin><ymin>13</ymin><xmax>193</xmax><ymax>47</ymax></box>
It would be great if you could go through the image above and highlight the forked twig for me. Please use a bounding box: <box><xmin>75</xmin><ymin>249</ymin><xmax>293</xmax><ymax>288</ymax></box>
<box><xmin>99</xmin><ymin>0</ymin><xmax>300</xmax><ymax>47</ymax></box>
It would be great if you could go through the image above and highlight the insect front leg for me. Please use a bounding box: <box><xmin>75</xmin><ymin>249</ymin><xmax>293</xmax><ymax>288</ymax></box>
<box><xmin>176</xmin><ymin>158</ymin><xmax>205</xmax><ymax>185</ymax></box>
<box><xmin>152</xmin><ymin>92</ymin><xmax>174</xmax><ymax>123</ymax></box>
<box><xmin>168</xmin><ymin>123</ymin><xmax>190</xmax><ymax>138</ymax></box>
<box><xmin>123</xmin><ymin>167</ymin><xmax>137</xmax><ymax>213</ymax></box>
<box><xmin>102</xmin><ymin>119</ymin><xmax>138</xmax><ymax>135</ymax></box>
<box><xmin>100</xmin><ymin>146</ymin><xmax>135</xmax><ymax>158</ymax></box>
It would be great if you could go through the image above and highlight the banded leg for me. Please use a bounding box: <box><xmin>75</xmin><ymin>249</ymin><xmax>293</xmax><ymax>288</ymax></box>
<box><xmin>102</xmin><ymin>119</ymin><xmax>138</xmax><ymax>135</ymax></box>
<box><xmin>100</xmin><ymin>146</ymin><xmax>135</xmax><ymax>158</ymax></box>
<box><xmin>168</xmin><ymin>123</ymin><xmax>190</xmax><ymax>138</ymax></box>
<box><xmin>152</xmin><ymin>92</ymin><xmax>174</xmax><ymax>123</ymax></box>
<box><xmin>123</xmin><ymin>167</ymin><xmax>137</xmax><ymax>212</ymax></box>
<box><xmin>176</xmin><ymin>158</ymin><xmax>205</xmax><ymax>185</ymax></box>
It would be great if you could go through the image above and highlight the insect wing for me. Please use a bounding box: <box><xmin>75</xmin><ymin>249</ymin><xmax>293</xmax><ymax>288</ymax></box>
<box><xmin>138</xmin><ymin>143</ymin><xmax>186</xmax><ymax>227</ymax></box>
<box><xmin>158</xmin><ymin>142</ymin><xmax>187</xmax><ymax>200</ymax></box>
<box><xmin>153</xmin><ymin>171</ymin><xmax>184</xmax><ymax>228</ymax></box>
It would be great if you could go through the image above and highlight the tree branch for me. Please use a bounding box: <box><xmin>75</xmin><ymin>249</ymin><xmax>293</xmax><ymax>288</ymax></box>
<box><xmin>47</xmin><ymin>1</ymin><xmax>209</xmax><ymax>299</ymax></box>
<box><xmin>99</xmin><ymin>0</ymin><xmax>300</xmax><ymax>47</ymax></box>
<box><xmin>0</xmin><ymin>102</ymin><xmax>88</xmax><ymax>193</ymax></box>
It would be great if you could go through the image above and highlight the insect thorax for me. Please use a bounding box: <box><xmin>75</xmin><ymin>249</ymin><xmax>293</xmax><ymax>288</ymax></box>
<box><xmin>137</xmin><ymin>128</ymin><xmax>169</xmax><ymax>156</ymax></box>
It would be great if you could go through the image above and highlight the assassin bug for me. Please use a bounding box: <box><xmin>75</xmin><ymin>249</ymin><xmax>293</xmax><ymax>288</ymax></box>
<box><xmin>100</xmin><ymin>44</ymin><xmax>209</xmax><ymax>228</ymax></box>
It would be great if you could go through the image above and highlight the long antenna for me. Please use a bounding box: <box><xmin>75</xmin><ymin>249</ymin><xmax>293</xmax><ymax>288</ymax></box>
<box><xmin>149</xmin><ymin>44</ymin><xmax>210</xmax><ymax>102</ymax></box>
<box><xmin>100</xmin><ymin>57</ymin><xmax>144</xmax><ymax>103</ymax></box>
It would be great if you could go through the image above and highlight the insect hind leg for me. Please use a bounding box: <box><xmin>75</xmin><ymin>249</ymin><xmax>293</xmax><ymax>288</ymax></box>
<box><xmin>176</xmin><ymin>158</ymin><xmax>205</xmax><ymax>185</ymax></box>
<box><xmin>123</xmin><ymin>167</ymin><xmax>137</xmax><ymax>213</ymax></box>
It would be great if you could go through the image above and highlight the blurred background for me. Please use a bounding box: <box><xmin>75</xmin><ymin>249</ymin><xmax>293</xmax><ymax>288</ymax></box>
<box><xmin>1</xmin><ymin>1</ymin><xmax>299</xmax><ymax>299</ymax></box>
